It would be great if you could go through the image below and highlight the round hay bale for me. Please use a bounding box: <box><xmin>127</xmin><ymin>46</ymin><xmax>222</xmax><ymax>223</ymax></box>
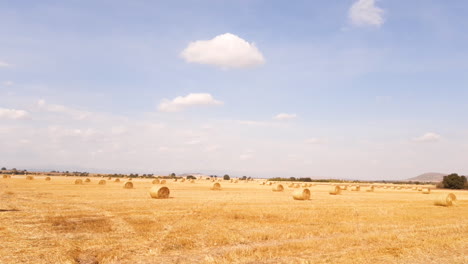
<box><xmin>123</xmin><ymin>181</ymin><xmax>133</xmax><ymax>189</ymax></box>
<box><xmin>108</xmin><ymin>177</ymin><xmax>112</xmax><ymax>180</ymax></box>
<box><xmin>174</xmin><ymin>179</ymin><xmax>178</xmax><ymax>182</ymax></box>
<box><xmin>417</xmin><ymin>187</ymin><xmax>422</xmax><ymax>191</ymax></box>
<box><xmin>180</xmin><ymin>178</ymin><xmax>185</xmax><ymax>182</ymax></box>
<box><xmin>26</xmin><ymin>176</ymin><xmax>34</xmax><ymax>180</ymax></box>
<box><xmin>366</xmin><ymin>186</ymin><xmax>375</xmax><ymax>192</ymax></box>
<box><xmin>75</xmin><ymin>179</ymin><xmax>83</xmax><ymax>185</ymax></box>
<box><xmin>149</xmin><ymin>186</ymin><xmax>170</xmax><ymax>199</ymax></box>
<box><xmin>294</xmin><ymin>183</ymin><xmax>300</xmax><ymax>188</ymax></box>
<box><xmin>211</xmin><ymin>182</ymin><xmax>221</xmax><ymax>190</ymax></box>
<box><xmin>434</xmin><ymin>193</ymin><xmax>457</xmax><ymax>207</ymax></box>
<box><xmin>128</xmin><ymin>178</ymin><xmax>132</xmax><ymax>181</ymax></box>
<box><xmin>234</xmin><ymin>180</ymin><xmax>238</xmax><ymax>183</ymax></box>
<box><xmin>160</xmin><ymin>179</ymin><xmax>166</xmax><ymax>184</ymax></box>
<box><xmin>2</xmin><ymin>175</ymin><xmax>8</xmax><ymax>179</ymax></box>
<box><xmin>272</xmin><ymin>184</ymin><xmax>284</xmax><ymax>192</ymax></box>
<box><xmin>350</xmin><ymin>186</ymin><xmax>360</xmax><ymax>191</ymax></box>
<box><xmin>340</xmin><ymin>185</ymin><xmax>348</xmax><ymax>190</ymax></box>
<box><xmin>268</xmin><ymin>182</ymin><xmax>273</xmax><ymax>185</ymax></box>
<box><xmin>114</xmin><ymin>178</ymin><xmax>120</xmax><ymax>183</ymax></box>
<box><xmin>329</xmin><ymin>186</ymin><xmax>341</xmax><ymax>195</ymax></box>
<box><xmin>84</xmin><ymin>178</ymin><xmax>91</xmax><ymax>183</ymax></box>
<box><xmin>422</xmin><ymin>188</ymin><xmax>431</xmax><ymax>194</ymax></box>
<box><xmin>301</xmin><ymin>183</ymin><xmax>308</xmax><ymax>188</ymax></box>
<box><xmin>190</xmin><ymin>179</ymin><xmax>195</xmax><ymax>183</ymax></box>
<box><xmin>98</xmin><ymin>180</ymin><xmax>106</xmax><ymax>185</ymax></box>
<box><xmin>45</xmin><ymin>177</ymin><xmax>51</xmax><ymax>181</ymax></box>
<box><xmin>292</xmin><ymin>188</ymin><xmax>311</xmax><ymax>200</ymax></box>
<box><xmin>152</xmin><ymin>179</ymin><xmax>160</xmax><ymax>184</ymax></box>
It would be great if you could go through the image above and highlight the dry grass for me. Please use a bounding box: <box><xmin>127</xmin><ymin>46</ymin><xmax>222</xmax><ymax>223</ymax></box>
<box><xmin>0</xmin><ymin>177</ymin><xmax>467</xmax><ymax>264</ymax></box>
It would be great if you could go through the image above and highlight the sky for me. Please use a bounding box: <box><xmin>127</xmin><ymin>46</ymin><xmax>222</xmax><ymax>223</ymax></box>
<box><xmin>1</xmin><ymin>0</ymin><xmax>468</xmax><ymax>180</ymax></box>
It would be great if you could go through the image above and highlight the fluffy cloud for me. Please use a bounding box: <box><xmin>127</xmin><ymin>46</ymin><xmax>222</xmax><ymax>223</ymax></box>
<box><xmin>158</xmin><ymin>93</ymin><xmax>223</xmax><ymax>112</ymax></box>
<box><xmin>2</xmin><ymin>81</ymin><xmax>14</xmax><ymax>86</ymax></box>
<box><xmin>0</xmin><ymin>61</ymin><xmax>10</xmax><ymax>67</ymax></box>
<box><xmin>349</xmin><ymin>0</ymin><xmax>384</xmax><ymax>27</ymax></box>
<box><xmin>274</xmin><ymin>113</ymin><xmax>297</xmax><ymax>121</ymax></box>
<box><xmin>180</xmin><ymin>33</ymin><xmax>265</xmax><ymax>69</ymax></box>
<box><xmin>305</xmin><ymin>138</ymin><xmax>327</xmax><ymax>144</ymax></box>
<box><xmin>0</xmin><ymin>108</ymin><xmax>30</xmax><ymax>120</ymax></box>
<box><xmin>413</xmin><ymin>132</ymin><xmax>441</xmax><ymax>142</ymax></box>
<box><xmin>37</xmin><ymin>99</ymin><xmax>91</xmax><ymax>120</ymax></box>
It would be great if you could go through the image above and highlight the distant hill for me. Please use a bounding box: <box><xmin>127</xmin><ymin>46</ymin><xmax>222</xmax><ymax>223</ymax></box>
<box><xmin>407</xmin><ymin>172</ymin><xmax>447</xmax><ymax>182</ymax></box>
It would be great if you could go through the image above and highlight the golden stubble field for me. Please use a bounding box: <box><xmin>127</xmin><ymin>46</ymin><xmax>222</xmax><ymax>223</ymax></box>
<box><xmin>0</xmin><ymin>176</ymin><xmax>467</xmax><ymax>264</ymax></box>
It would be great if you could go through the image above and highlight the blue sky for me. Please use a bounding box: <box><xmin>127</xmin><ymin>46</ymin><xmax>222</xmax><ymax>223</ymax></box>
<box><xmin>1</xmin><ymin>0</ymin><xmax>468</xmax><ymax>179</ymax></box>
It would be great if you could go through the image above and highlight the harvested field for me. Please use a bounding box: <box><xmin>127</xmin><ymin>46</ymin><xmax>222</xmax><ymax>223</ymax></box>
<box><xmin>0</xmin><ymin>176</ymin><xmax>467</xmax><ymax>264</ymax></box>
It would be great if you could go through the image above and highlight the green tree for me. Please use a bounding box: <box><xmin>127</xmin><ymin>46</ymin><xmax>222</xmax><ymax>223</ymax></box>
<box><xmin>170</xmin><ymin>173</ymin><xmax>176</xmax><ymax>178</ymax></box>
<box><xmin>1</xmin><ymin>167</ymin><xmax>6</xmax><ymax>170</ymax></box>
<box><xmin>223</xmin><ymin>174</ymin><xmax>230</xmax><ymax>180</ymax></box>
<box><xmin>442</xmin><ymin>173</ymin><xmax>467</xmax><ymax>189</ymax></box>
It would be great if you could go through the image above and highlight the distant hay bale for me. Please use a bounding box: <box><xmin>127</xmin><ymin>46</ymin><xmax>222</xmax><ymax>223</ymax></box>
<box><xmin>114</xmin><ymin>178</ymin><xmax>120</xmax><ymax>183</ymax></box>
<box><xmin>292</xmin><ymin>188</ymin><xmax>311</xmax><ymax>200</ymax></box>
<box><xmin>26</xmin><ymin>176</ymin><xmax>34</xmax><ymax>180</ymax></box>
<box><xmin>350</xmin><ymin>186</ymin><xmax>360</xmax><ymax>191</ymax></box>
<box><xmin>301</xmin><ymin>183</ymin><xmax>308</xmax><ymax>188</ymax></box>
<box><xmin>84</xmin><ymin>178</ymin><xmax>91</xmax><ymax>183</ymax></box>
<box><xmin>108</xmin><ymin>177</ymin><xmax>112</xmax><ymax>180</ymax></box>
<box><xmin>160</xmin><ymin>180</ymin><xmax>166</xmax><ymax>184</ymax></box>
<box><xmin>234</xmin><ymin>180</ymin><xmax>238</xmax><ymax>183</ymax></box>
<box><xmin>174</xmin><ymin>179</ymin><xmax>178</xmax><ymax>182</ymax></box>
<box><xmin>181</xmin><ymin>178</ymin><xmax>185</xmax><ymax>182</ymax></box>
<box><xmin>366</xmin><ymin>186</ymin><xmax>375</xmax><ymax>192</ymax></box>
<box><xmin>2</xmin><ymin>175</ymin><xmax>8</xmax><ymax>179</ymax></box>
<box><xmin>98</xmin><ymin>180</ymin><xmax>106</xmax><ymax>185</ymax></box>
<box><xmin>128</xmin><ymin>178</ymin><xmax>132</xmax><ymax>181</ymax></box>
<box><xmin>417</xmin><ymin>187</ymin><xmax>422</xmax><ymax>191</ymax></box>
<box><xmin>190</xmin><ymin>180</ymin><xmax>195</xmax><ymax>183</ymax></box>
<box><xmin>268</xmin><ymin>182</ymin><xmax>273</xmax><ymax>185</ymax></box>
<box><xmin>211</xmin><ymin>182</ymin><xmax>221</xmax><ymax>190</ymax></box>
<box><xmin>75</xmin><ymin>179</ymin><xmax>83</xmax><ymax>185</ymax></box>
<box><xmin>340</xmin><ymin>185</ymin><xmax>348</xmax><ymax>190</ymax></box>
<box><xmin>45</xmin><ymin>177</ymin><xmax>51</xmax><ymax>181</ymax></box>
<box><xmin>288</xmin><ymin>183</ymin><xmax>294</xmax><ymax>188</ymax></box>
<box><xmin>152</xmin><ymin>179</ymin><xmax>160</xmax><ymax>184</ymax></box>
<box><xmin>123</xmin><ymin>181</ymin><xmax>134</xmax><ymax>189</ymax></box>
<box><xmin>149</xmin><ymin>186</ymin><xmax>170</xmax><ymax>199</ymax></box>
<box><xmin>329</xmin><ymin>186</ymin><xmax>341</xmax><ymax>195</ymax></box>
<box><xmin>272</xmin><ymin>184</ymin><xmax>284</xmax><ymax>192</ymax></box>
<box><xmin>434</xmin><ymin>193</ymin><xmax>457</xmax><ymax>207</ymax></box>
<box><xmin>294</xmin><ymin>183</ymin><xmax>300</xmax><ymax>188</ymax></box>
<box><xmin>422</xmin><ymin>188</ymin><xmax>431</xmax><ymax>194</ymax></box>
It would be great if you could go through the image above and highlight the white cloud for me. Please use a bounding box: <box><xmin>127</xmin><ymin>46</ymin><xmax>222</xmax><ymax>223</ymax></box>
<box><xmin>2</xmin><ymin>81</ymin><xmax>14</xmax><ymax>86</ymax></box>
<box><xmin>0</xmin><ymin>61</ymin><xmax>10</xmax><ymax>67</ymax></box>
<box><xmin>37</xmin><ymin>99</ymin><xmax>91</xmax><ymax>120</ymax></box>
<box><xmin>349</xmin><ymin>0</ymin><xmax>384</xmax><ymax>27</ymax></box>
<box><xmin>413</xmin><ymin>132</ymin><xmax>441</xmax><ymax>142</ymax></box>
<box><xmin>0</xmin><ymin>108</ymin><xmax>30</xmax><ymax>120</ymax></box>
<box><xmin>158</xmin><ymin>93</ymin><xmax>223</xmax><ymax>112</ymax></box>
<box><xmin>180</xmin><ymin>33</ymin><xmax>265</xmax><ymax>69</ymax></box>
<box><xmin>305</xmin><ymin>138</ymin><xmax>327</xmax><ymax>144</ymax></box>
<box><xmin>274</xmin><ymin>113</ymin><xmax>297</xmax><ymax>121</ymax></box>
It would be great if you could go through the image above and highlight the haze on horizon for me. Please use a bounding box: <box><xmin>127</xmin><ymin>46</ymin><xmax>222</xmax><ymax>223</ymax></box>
<box><xmin>1</xmin><ymin>0</ymin><xmax>468</xmax><ymax>180</ymax></box>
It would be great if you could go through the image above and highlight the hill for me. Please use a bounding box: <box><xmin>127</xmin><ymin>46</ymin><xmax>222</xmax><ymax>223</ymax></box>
<box><xmin>407</xmin><ymin>172</ymin><xmax>447</xmax><ymax>182</ymax></box>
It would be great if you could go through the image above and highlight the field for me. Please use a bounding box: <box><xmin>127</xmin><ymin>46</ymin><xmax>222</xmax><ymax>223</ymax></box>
<box><xmin>1</xmin><ymin>176</ymin><xmax>467</xmax><ymax>264</ymax></box>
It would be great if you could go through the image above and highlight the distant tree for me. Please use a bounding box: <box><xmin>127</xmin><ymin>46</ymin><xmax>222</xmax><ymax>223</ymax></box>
<box><xmin>187</xmin><ymin>175</ymin><xmax>196</xmax><ymax>180</ymax></box>
<box><xmin>241</xmin><ymin>176</ymin><xmax>247</xmax><ymax>180</ymax></box>
<box><xmin>223</xmin><ymin>174</ymin><xmax>230</xmax><ymax>180</ymax></box>
<box><xmin>290</xmin><ymin>177</ymin><xmax>296</xmax><ymax>181</ymax></box>
<box><xmin>1</xmin><ymin>167</ymin><xmax>6</xmax><ymax>170</ymax></box>
<box><xmin>170</xmin><ymin>173</ymin><xmax>176</xmax><ymax>178</ymax></box>
<box><xmin>441</xmin><ymin>173</ymin><xmax>467</xmax><ymax>189</ymax></box>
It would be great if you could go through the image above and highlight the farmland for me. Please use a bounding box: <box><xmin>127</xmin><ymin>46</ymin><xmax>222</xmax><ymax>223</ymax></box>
<box><xmin>0</xmin><ymin>176</ymin><xmax>467</xmax><ymax>264</ymax></box>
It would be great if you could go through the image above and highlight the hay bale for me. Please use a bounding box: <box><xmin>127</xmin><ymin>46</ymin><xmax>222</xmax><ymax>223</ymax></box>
<box><xmin>152</xmin><ymin>179</ymin><xmax>160</xmax><ymax>184</ymax></box>
<box><xmin>180</xmin><ymin>178</ymin><xmax>185</xmax><ymax>182</ymax></box>
<box><xmin>75</xmin><ymin>179</ymin><xmax>83</xmax><ymax>185</ymax></box>
<box><xmin>160</xmin><ymin>180</ymin><xmax>166</xmax><ymax>184</ymax></box>
<box><xmin>45</xmin><ymin>177</ymin><xmax>51</xmax><ymax>181</ymax></box>
<box><xmin>301</xmin><ymin>183</ymin><xmax>308</xmax><ymax>188</ymax></box>
<box><xmin>123</xmin><ymin>182</ymin><xmax>133</xmax><ymax>189</ymax></box>
<box><xmin>2</xmin><ymin>175</ymin><xmax>10</xmax><ymax>179</ymax></box>
<box><xmin>26</xmin><ymin>176</ymin><xmax>34</xmax><ymax>180</ymax></box>
<box><xmin>268</xmin><ymin>182</ymin><xmax>273</xmax><ymax>185</ymax></box>
<box><xmin>84</xmin><ymin>178</ymin><xmax>91</xmax><ymax>183</ymax></box>
<box><xmin>434</xmin><ymin>193</ymin><xmax>457</xmax><ymax>207</ymax></box>
<box><xmin>293</xmin><ymin>183</ymin><xmax>300</xmax><ymax>188</ymax></box>
<box><xmin>329</xmin><ymin>186</ymin><xmax>341</xmax><ymax>195</ymax></box>
<box><xmin>366</xmin><ymin>186</ymin><xmax>375</xmax><ymax>192</ymax></box>
<box><xmin>422</xmin><ymin>188</ymin><xmax>431</xmax><ymax>194</ymax></box>
<box><xmin>234</xmin><ymin>180</ymin><xmax>238</xmax><ymax>183</ymax></box>
<box><xmin>108</xmin><ymin>177</ymin><xmax>112</xmax><ymax>180</ymax></box>
<box><xmin>211</xmin><ymin>182</ymin><xmax>221</xmax><ymax>190</ymax></box>
<box><xmin>174</xmin><ymin>179</ymin><xmax>178</xmax><ymax>182</ymax></box>
<box><xmin>149</xmin><ymin>186</ymin><xmax>170</xmax><ymax>199</ymax></box>
<box><xmin>272</xmin><ymin>184</ymin><xmax>284</xmax><ymax>192</ymax></box>
<box><xmin>98</xmin><ymin>180</ymin><xmax>106</xmax><ymax>185</ymax></box>
<box><xmin>114</xmin><ymin>178</ymin><xmax>120</xmax><ymax>183</ymax></box>
<box><xmin>292</xmin><ymin>188</ymin><xmax>311</xmax><ymax>200</ymax></box>
<box><xmin>190</xmin><ymin>180</ymin><xmax>195</xmax><ymax>183</ymax></box>
<box><xmin>350</xmin><ymin>186</ymin><xmax>360</xmax><ymax>191</ymax></box>
<box><xmin>340</xmin><ymin>185</ymin><xmax>348</xmax><ymax>190</ymax></box>
<box><xmin>417</xmin><ymin>187</ymin><xmax>422</xmax><ymax>191</ymax></box>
